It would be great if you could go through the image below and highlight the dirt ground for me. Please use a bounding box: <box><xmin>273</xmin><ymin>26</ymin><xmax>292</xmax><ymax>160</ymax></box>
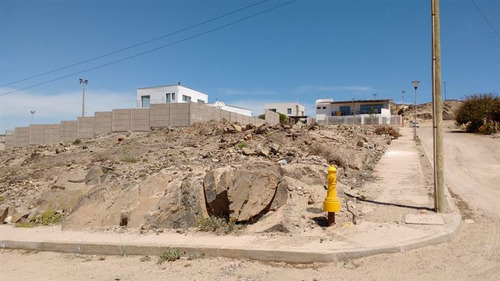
<box><xmin>1</xmin><ymin>213</ymin><xmax>498</xmax><ymax>281</ymax></box>
<box><xmin>1</xmin><ymin>121</ymin><xmax>499</xmax><ymax>281</ymax></box>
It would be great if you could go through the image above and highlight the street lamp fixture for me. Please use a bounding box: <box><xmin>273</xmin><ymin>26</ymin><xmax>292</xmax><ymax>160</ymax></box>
<box><xmin>79</xmin><ymin>78</ymin><xmax>88</xmax><ymax>117</ymax></box>
<box><xmin>412</xmin><ymin>80</ymin><xmax>420</xmax><ymax>139</ymax></box>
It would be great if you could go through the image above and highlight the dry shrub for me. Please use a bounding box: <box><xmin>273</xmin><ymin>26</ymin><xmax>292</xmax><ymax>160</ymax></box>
<box><xmin>374</xmin><ymin>126</ymin><xmax>400</xmax><ymax>138</ymax></box>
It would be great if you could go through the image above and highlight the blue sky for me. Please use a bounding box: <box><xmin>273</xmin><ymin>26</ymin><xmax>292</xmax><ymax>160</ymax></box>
<box><xmin>1</xmin><ymin>0</ymin><xmax>499</xmax><ymax>132</ymax></box>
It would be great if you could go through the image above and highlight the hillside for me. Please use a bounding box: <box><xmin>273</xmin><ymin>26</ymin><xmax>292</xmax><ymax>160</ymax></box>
<box><xmin>0</xmin><ymin>121</ymin><xmax>398</xmax><ymax>235</ymax></box>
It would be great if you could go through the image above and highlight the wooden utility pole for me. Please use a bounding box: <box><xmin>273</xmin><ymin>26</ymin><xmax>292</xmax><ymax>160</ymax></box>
<box><xmin>432</xmin><ymin>0</ymin><xmax>445</xmax><ymax>212</ymax></box>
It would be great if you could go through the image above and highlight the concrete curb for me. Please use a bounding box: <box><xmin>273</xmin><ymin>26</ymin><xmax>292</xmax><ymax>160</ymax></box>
<box><xmin>0</xmin><ymin>212</ymin><xmax>462</xmax><ymax>263</ymax></box>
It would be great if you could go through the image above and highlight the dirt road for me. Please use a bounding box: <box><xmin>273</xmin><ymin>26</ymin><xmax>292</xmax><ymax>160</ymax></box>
<box><xmin>1</xmin><ymin>125</ymin><xmax>499</xmax><ymax>280</ymax></box>
<box><xmin>418</xmin><ymin>125</ymin><xmax>500</xmax><ymax>217</ymax></box>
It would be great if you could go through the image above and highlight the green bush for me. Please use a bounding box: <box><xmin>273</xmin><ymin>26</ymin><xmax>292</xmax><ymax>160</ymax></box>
<box><xmin>120</xmin><ymin>156</ymin><xmax>137</xmax><ymax>163</ymax></box>
<box><xmin>258</xmin><ymin>114</ymin><xmax>265</xmax><ymax>120</ymax></box>
<box><xmin>157</xmin><ymin>249</ymin><xmax>180</xmax><ymax>264</ymax></box>
<box><xmin>197</xmin><ymin>215</ymin><xmax>235</xmax><ymax>234</ymax></box>
<box><xmin>279</xmin><ymin>113</ymin><xmax>287</xmax><ymax>123</ymax></box>
<box><xmin>456</xmin><ymin>93</ymin><xmax>500</xmax><ymax>133</ymax></box>
<box><xmin>36</xmin><ymin>209</ymin><xmax>64</xmax><ymax>225</ymax></box>
<box><xmin>235</xmin><ymin>141</ymin><xmax>248</xmax><ymax>149</ymax></box>
<box><xmin>72</xmin><ymin>139</ymin><xmax>82</xmax><ymax>145</ymax></box>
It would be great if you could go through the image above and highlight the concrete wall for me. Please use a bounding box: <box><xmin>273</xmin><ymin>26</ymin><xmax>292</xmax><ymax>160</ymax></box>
<box><xmin>44</xmin><ymin>124</ymin><xmax>61</xmax><ymax>145</ymax></box>
<box><xmin>150</xmin><ymin>104</ymin><xmax>170</xmax><ymax>128</ymax></box>
<box><xmin>265</xmin><ymin>110</ymin><xmax>280</xmax><ymax>125</ymax></box>
<box><xmin>95</xmin><ymin>112</ymin><xmax>113</xmax><ymax>134</ymax></box>
<box><xmin>112</xmin><ymin>109</ymin><xmax>131</xmax><ymax>132</ymax></box>
<box><xmin>170</xmin><ymin>103</ymin><xmax>190</xmax><ymax>127</ymax></box>
<box><xmin>60</xmin><ymin>121</ymin><xmax>77</xmax><ymax>142</ymax></box>
<box><xmin>5</xmin><ymin>102</ymin><xmax>268</xmax><ymax>149</ymax></box>
<box><xmin>5</xmin><ymin>130</ymin><xmax>15</xmax><ymax>150</ymax></box>
<box><xmin>14</xmin><ymin>127</ymin><xmax>30</xmax><ymax>147</ymax></box>
<box><xmin>131</xmin><ymin>108</ymin><xmax>150</xmax><ymax>131</ymax></box>
<box><xmin>29</xmin><ymin>124</ymin><xmax>46</xmax><ymax>145</ymax></box>
<box><xmin>77</xmin><ymin>117</ymin><xmax>95</xmax><ymax>139</ymax></box>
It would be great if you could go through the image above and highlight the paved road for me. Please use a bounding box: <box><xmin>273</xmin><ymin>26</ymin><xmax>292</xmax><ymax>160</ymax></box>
<box><xmin>418</xmin><ymin>126</ymin><xmax>500</xmax><ymax>218</ymax></box>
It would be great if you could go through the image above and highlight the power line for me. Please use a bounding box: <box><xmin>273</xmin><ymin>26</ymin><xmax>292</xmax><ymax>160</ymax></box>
<box><xmin>469</xmin><ymin>0</ymin><xmax>500</xmax><ymax>40</ymax></box>
<box><xmin>1</xmin><ymin>0</ymin><xmax>296</xmax><ymax>96</ymax></box>
<box><xmin>0</xmin><ymin>0</ymin><xmax>270</xmax><ymax>88</ymax></box>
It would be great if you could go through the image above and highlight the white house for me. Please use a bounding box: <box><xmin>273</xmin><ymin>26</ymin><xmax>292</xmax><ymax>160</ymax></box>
<box><xmin>264</xmin><ymin>103</ymin><xmax>306</xmax><ymax>116</ymax></box>
<box><xmin>137</xmin><ymin>83</ymin><xmax>208</xmax><ymax>108</ymax></box>
<box><xmin>207</xmin><ymin>100</ymin><xmax>252</xmax><ymax>116</ymax></box>
<box><xmin>316</xmin><ymin>98</ymin><xmax>393</xmax><ymax>124</ymax></box>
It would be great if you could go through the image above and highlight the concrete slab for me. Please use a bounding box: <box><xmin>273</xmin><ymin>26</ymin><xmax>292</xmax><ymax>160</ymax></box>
<box><xmin>405</xmin><ymin>214</ymin><xmax>445</xmax><ymax>225</ymax></box>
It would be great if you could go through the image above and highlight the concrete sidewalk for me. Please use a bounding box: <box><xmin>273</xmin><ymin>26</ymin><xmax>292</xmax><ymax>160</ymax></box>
<box><xmin>0</xmin><ymin>127</ymin><xmax>462</xmax><ymax>263</ymax></box>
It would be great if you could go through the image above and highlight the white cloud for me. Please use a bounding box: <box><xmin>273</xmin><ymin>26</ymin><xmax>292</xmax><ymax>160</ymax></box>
<box><xmin>296</xmin><ymin>85</ymin><xmax>372</xmax><ymax>93</ymax></box>
<box><xmin>214</xmin><ymin>87</ymin><xmax>278</xmax><ymax>98</ymax></box>
<box><xmin>0</xmin><ymin>88</ymin><xmax>135</xmax><ymax>132</ymax></box>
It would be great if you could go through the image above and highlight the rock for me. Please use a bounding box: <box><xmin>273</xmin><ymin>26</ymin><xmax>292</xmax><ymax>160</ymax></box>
<box><xmin>307</xmin><ymin>195</ymin><xmax>315</xmax><ymax>205</ymax></box>
<box><xmin>270</xmin><ymin>143</ymin><xmax>280</xmax><ymax>154</ymax></box>
<box><xmin>11</xmin><ymin>207</ymin><xmax>30</xmax><ymax>223</ymax></box>
<box><xmin>282</xmin><ymin>164</ymin><xmax>327</xmax><ymax>186</ymax></box>
<box><xmin>255</xmin><ymin>124</ymin><xmax>269</xmax><ymax>134</ymax></box>
<box><xmin>120</xmin><ymin>211</ymin><xmax>130</xmax><ymax>227</ymax></box>
<box><xmin>228</xmin><ymin>161</ymin><xmax>282</xmax><ymax>222</ymax></box>
<box><xmin>259</xmin><ymin>147</ymin><xmax>270</xmax><ymax>157</ymax></box>
<box><xmin>269</xmin><ymin>180</ymin><xmax>289</xmax><ymax>211</ymax></box>
<box><xmin>242</xmin><ymin>147</ymin><xmax>258</xmax><ymax>156</ymax></box>
<box><xmin>231</xmin><ymin>124</ymin><xmax>243</xmax><ymax>132</ymax></box>
<box><xmin>278</xmin><ymin>159</ymin><xmax>287</xmax><ymax>166</ymax></box>
<box><xmin>204</xmin><ymin>167</ymin><xmax>233</xmax><ymax>217</ymax></box>
<box><xmin>246</xmin><ymin>204</ymin><xmax>300</xmax><ymax>233</ymax></box>
<box><xmin>147</xmin><ymin>178</ymin><xmax>205</xmax><ymax>228</ymax></box>
<box><xmin>0</xmin><ymin>205</ymin><xmax>9</xmax><ymax>223</ymax></box>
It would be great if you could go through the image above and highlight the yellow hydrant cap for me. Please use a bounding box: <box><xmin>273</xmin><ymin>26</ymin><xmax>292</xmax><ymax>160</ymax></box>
<box><xmin>328</xmin><ymin>165</ymin><xmax>336</xmax><ymax>174</ymax></box>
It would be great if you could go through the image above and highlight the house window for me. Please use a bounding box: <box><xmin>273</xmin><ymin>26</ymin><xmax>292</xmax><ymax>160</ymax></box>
<box><xmin>360</xmin><ymin>104</ymin><xmax>383</xmax><ymax>114</ymax></box>
<box><xmin>172</xmin><ymin>93</ymin><xmax>175</xmax><ymax>100</ymax></box>
<box><xmin>166</xmin><ymin>93</ymin><xmax>172</xmax><ymax>103</ymax></box>
<box><xmin>287</xmin><ymin>108</ymin><xmax>292</xmax><ymax>114</ymax></box>
<box><xmin>340</xmin><ymin>106</ymin><xmax>351</xmax><ymax>115</ymax></box>
<box><xmin>182</xmin><ymin>95</ymin><xmax>191</xmax><ymax>102</ymax></box>
<box><xmin>141</xmin><ymin>95</ymin><xmax>150</xmax><ymax>107</ymax></box>
<box><xmin>322</xmin><ymin>107</ymin><xmax>326</xmax><ymax>110</ymax></box>
<box><xmin>269</xmin><ymin>108</ymin><xmax>277</xmax><ymax>112</ymax></box>
<box><xmin>316</xmin><ymin>106</ymin><xmax>321</xmax><ymax>110</ymax></box>
<box><xmin>197</xmin><ymin>100</ymin><xmax>205</xmax><ymax>104</ymax></box>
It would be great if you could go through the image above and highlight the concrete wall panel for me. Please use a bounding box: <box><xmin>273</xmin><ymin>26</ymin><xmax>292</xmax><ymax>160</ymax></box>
<box><xmin>131</xmin><ymin>108</ymin><xmax>150</xmax><ymax>131</ymax></box>
<box><xmin>14</xmin><ymin>127</ymin><xmax>29</xmax><ymax>147</ymax></box>
<box><xmin>95</xmin><ymin>111</ymin><xmax>113</xmax><ymax>134</ymax></box>
<box><xmin>60</xmin><ymin>121</ymin><xmax>77</xmax><ymax>142</ymax></box>
<box><xmin>77</xmin><ymin>117</ymin><xmax>95</xmax><ymax>139</ymax></box>
<box><xmin>5</xmin><ymin>130</ymin><xmax>15</xmax><ymax>149</ymax></box>
<box><xmin>44</xmin><ymin>124</ymin><xmax>61</xmax><ymax>145</ymax></box>
<box><xmin>170</xmin><ymin>103</ymin><xmax>190</xmax><ymax>127</ymax></box>
<box><xmin>150</xmin><ymin>104</ymin><xmax>170</xmax><ymax>128</ymax></box>
<box><xmin>112</xmin><ymin>109</ymin><xmax>132</xmax><ymax>132</ymax></box>
<box><xmin>29</xmin><ymin>124</ymin><xmax>46</xmax><ymax>145</ymax></box>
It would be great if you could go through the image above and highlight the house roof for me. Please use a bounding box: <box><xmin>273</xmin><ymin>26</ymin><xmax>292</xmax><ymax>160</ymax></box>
<box><xmin>317</xmin><ymin>99</ymin><xmax>392</xmax><ymax>105</ymax></box>
<box><xmin>137</xmin><ymin>84</ymin><xmax>208</xmax><ymax>95</ymax></box>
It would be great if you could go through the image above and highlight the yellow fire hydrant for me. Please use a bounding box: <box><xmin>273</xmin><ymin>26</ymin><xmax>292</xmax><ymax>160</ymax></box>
<box><xmin>323</xmin><ymin>165</ymin><xmax>340</xmax><ymax>226</ymax></box>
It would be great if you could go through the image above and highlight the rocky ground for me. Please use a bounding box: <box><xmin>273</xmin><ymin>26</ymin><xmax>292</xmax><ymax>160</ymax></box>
<box><xmin>0</xmin><ymin>121</ymin><xmax>399</xmax><ymax>236</ymax></box>
<box><xmin>392</xmin><ymin>100</ymin><xmax>463</xmax><ymax>123</ymax></box>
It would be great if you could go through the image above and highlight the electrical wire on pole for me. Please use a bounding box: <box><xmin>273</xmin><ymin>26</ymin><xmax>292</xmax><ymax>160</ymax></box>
<box><xmin>0</xmin><ymin>0</ymin><xmax>271</xmax><ymax>88</ymax></box>
<box><xmin>0</xmin><ymin>0</ymin><xmax>297</xmax><ymax>97</ymax></box>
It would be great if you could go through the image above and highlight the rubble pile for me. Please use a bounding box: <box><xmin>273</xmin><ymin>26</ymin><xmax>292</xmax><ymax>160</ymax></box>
<box><xmin>0</xmin><ymin>120</ymin><xmax>398</xmax><ymax>234</ymax></box>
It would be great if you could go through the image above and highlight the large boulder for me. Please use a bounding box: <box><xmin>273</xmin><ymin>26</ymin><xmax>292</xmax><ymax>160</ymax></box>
<box><xmin>228</xmin><ymin>161</ymin><xmax>282</xmax><ymax>222</ymax></box>
<box><xmin>203</xmin><ymin>161</ymin><xmax>283</xmax><ymax>222</ymax></box>
<box><xmin>146</xmin><ymin>177</ymin><xmax>206</xmax><ymax>229</ymax></box>
<box><xmin>204</xmin><ymin>167</ymin><xmax>232</xmax><ymax>217</ymax></box>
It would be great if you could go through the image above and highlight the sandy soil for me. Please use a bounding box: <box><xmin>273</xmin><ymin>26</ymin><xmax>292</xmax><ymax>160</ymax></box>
<box><xmin>1</xmin><ymin>123</ymin><xmax>499</xmax><ymax>281</ymax></box>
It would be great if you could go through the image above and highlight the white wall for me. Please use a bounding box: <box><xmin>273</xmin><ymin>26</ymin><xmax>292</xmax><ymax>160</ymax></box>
<box><xmin>207</xmin><ymin>101</ymin><xmax>252</xmax><ymax>116</ymax></box>
<box><xmin>264</xmin><ymin>103</ymin><xmax>306</xmax><ymax>116</ymax></box>
<box><xmin>137</xmin><ymin>85</ymin><xmax>208</xmax><ymax>107</ymax></box>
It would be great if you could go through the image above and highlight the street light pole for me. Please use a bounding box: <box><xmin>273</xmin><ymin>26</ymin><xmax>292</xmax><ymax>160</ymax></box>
<box><xmin>412</xmin><ymin>81</ymin><xmax>419</xmax><ymax>139</ymax></box>
<box><xmin>432</xmin><ymin>0</ymin><xmax>445</xmax><ymax>212</ymax></box>
<box><xmin>79</xmin><ymin>78</ymin><xmax>88</xmax><ymax>117</ymax></box>
<box><xmin>30</xmin><ymin>110</ymin><xmax>35</xmax><ymax>124</ymax></box>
